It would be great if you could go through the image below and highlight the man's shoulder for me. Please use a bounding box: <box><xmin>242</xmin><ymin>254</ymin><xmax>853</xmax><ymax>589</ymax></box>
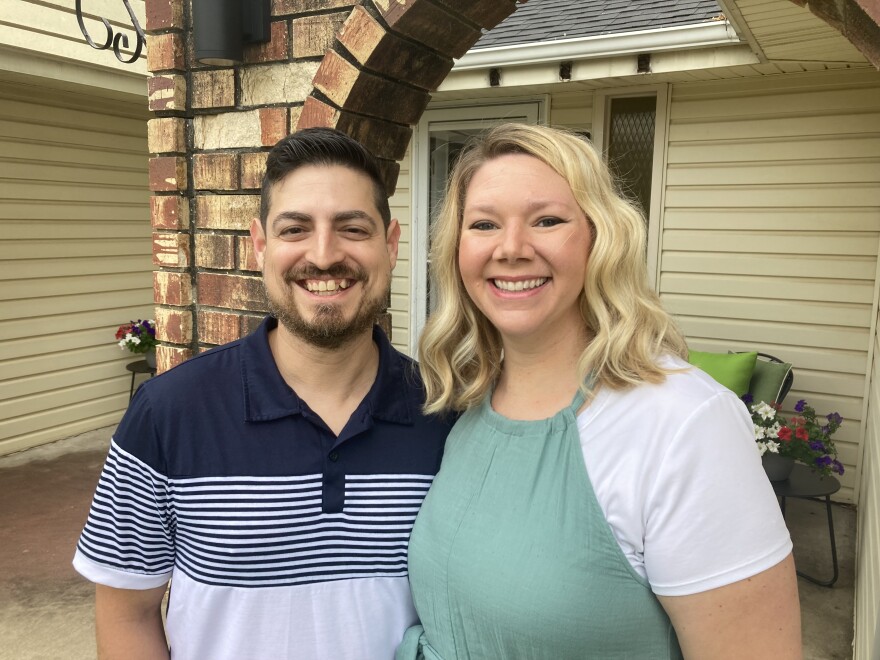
<box><xmin>141</xmin><ymin>339</ymin><xmax>244</xmax><ymax>402</ymax></box>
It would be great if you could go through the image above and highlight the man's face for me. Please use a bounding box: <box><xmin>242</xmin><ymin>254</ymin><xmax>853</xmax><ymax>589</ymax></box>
<box><xmin>250</xmin><ymin>164</ymin><xmax>399</xmax><ymax>349</ymax></box>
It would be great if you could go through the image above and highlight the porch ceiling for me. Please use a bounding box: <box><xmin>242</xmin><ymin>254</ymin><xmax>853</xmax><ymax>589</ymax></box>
<box><xmin>720</xmin><ymin>0</ymin><xmax>871</xmax><ymax>65</ymax></box>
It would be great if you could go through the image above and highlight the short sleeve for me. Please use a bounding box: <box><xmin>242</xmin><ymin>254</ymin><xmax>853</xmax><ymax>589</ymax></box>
<box><xmin>73</xmin><ymin>387</ymin><xmax>175</xmax><ymax>589</ymax></box>
<box><xmin>642</xmin><ymin>391</ymin><xmax>792</xmax><ymax>596</ymax></box>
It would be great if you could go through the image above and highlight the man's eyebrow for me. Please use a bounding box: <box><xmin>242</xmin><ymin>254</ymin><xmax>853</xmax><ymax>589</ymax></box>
<box><xmin>272</xmin><ymin>211</ymin><xmax>311</xmax><ymax>227</ymax></box>
<box><xmin>333</xmin><ymin>210</ymin><xmax>377</xmax><ymax>226</ymax></box>
<box><xmin>271</xmin><ymin>210</ymin><xmax>378</xmax><ymax>229</ymax></box>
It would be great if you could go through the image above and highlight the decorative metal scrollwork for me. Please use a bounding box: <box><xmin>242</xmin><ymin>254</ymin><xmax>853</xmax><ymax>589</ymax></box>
<box><xmin>75</xmin><ymin>0</ymin><xmax>146</xmax><ymax>64</ymax></box>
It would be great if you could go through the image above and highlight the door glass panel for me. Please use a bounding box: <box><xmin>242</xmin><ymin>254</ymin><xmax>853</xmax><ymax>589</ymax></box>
<box><xmin>607</xmin><ymin>96</ymin><xmax>656</xmax><ymax>220</ymax></box>
<box><xmin>426</xmin><ymin>128</ymin><xmax>480</xmax><ymax>313</ymax></box>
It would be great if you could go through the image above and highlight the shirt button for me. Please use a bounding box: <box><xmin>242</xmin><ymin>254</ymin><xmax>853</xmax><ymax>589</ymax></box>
<box><xmin>328</xmin><ymin>451</ymin><xmax>339</xmax><ymax>462</ymax></box>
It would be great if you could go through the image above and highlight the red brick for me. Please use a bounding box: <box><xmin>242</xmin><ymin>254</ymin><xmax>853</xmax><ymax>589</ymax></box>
<box><xmin>193</xmin><ymin>153</ymin><xmax>239</xmax><ymax>190</ymax></box>
<box><xmin>292</xmin><ymin>13</ymin><xmax>347</xmax><ymax>58</ymax></box>
<box><xmin>337</xmin><ymin>7</ymin><xmax>453</xmax><ymax>91</ymax></box>
<box><xmin>236</xmin><ymin>235</ymin><xmax>261</xmax><ymax>272</ymax></box>
<box><xmin>147</xmin><ymin>33</ymin><xmax>185</xmax><ymax>72</ymax></box>
<box><xmin>148</xmin><ymin>117</ymin><xmax>186</xmax><ymax>155</ymax></box>
<box><xmin>244</xmin><ymin>20</ymin><xmax>290</xmax><ymax>63</ymax></box>
<box><xmin>312</xmin><ymin>50</ymin><xmax>430</xmax><ymax>125</ymax></box>
<box><xmin>241</xmin><ymin>152</ymin><xmax>269</xmax><ymax>190</ymax></box>
<box><xmin>197</xmin><ymin>273</ymin><xmax>267</xmax><ymax>312</ymax></box>
<box><xmin>192</xmin><ymin>70</ymin><xmax>236</xmax><ymax>109</ymax></box>
<box><xmin>375</xmin><ymin>158</ymin><xmax>400</xmax><ymax>198</ymax></box>
<box><xmin>151</xmin><ymin>195</ymin><xmax>189</xmax><ymax>230</ymax></box>
<box><xmin>148</xmin><ymin>74</ymin><xmax>186</xmax><ymax>112</ymax></box>
<box><xmin>195</xmin><ymin>195</ymin><xmax>261</xmax><ymax>230</ymax></box>
<box><xmin>375</xmin><ymin>0</ymin><xmax>481</xmax><ymax>59</ymax></box>
<box><xmin>241</xmin><ymin>314</ymin><xmax>266</xmax><ymax>336</ymax></box>
<box><xmin>155</xmin><ymin>307</ymin><xmax>193</xmax><ymax>344</ymax></box>
<box><xmin>298</xmin><ymin>95</ymin><xmax>412</xmax><ymax>161</ymax></box>
<box><xmin>432</xmin><ymin>0</ymin><xmax>518</xmax><ymax>30</ymax></box>
<box><xmin>198</xmin><ymin>310</ymin><xmax>242</xmax><ymax>345</ymax></box>
<box><xmin>149</xmin><ymin>156</ymin><xmax>187</xmax><ymax>192</ymax></box>
<box><xmin>260</xmin><ymin>108</ymin><xmax>289</xmax><ymax>147</ymax></box>
<box><xmin>157</xmin><ymin>344</ymin><xmax>193</xmax><ymax>374</ymax></box>
<box><xmin>146</xmin><ymin>0</ymin><xmax>184</xmax><ymax>31</ymax></box>
<box><xmin>153</xmin><ymin>232</ymin><xmax>191</xmax><ymax>267</ymax></box>
<box><xmin>154</xmin><ymin>271</ymin><xmax>192</xmax><ymax>306</ymax></box>
<box><xmin>195</xmin><ymin>233</ymin><xmax>236</xmax><ymax>269</ymax></box>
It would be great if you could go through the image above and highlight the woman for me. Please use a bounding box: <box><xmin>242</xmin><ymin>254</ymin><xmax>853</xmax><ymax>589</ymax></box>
<box><xmin>398</xmin><ymin>124</ymin><xmax>801</xmax><ymax>659</ymax></box>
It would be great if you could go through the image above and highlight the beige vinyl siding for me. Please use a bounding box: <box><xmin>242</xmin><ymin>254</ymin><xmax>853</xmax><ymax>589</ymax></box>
<box><xmin>0</xmin><ymin>84</ymin><xmax>151</xmax><ymax>456</ymax></box>
<box><xmin>662</xmin><ymin>69</ymin><xmax>880</xmax><ymax>502</ymax></box>
<box><xmin>0</xmin><ymin>0</ymin><xmax>146</xmax><ymax>75</ymax></box>
<box><xmin>855</xmin><ymin>320</ymin><xmax>880</xmax><ymax>658</ymax></box>
<box><xmin>389</xmin><ymin>149</ymin><xmax>412</xmax><ymax>352</ymax></box>
<box><xmin>549</xmin><ymin>90</ymin><xmax>592</xmax><ymax>131</ymax></box>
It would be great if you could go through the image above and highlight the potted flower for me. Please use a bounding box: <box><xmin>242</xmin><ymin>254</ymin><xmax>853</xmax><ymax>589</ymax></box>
<box><xmin>115</xmin><ymin>319</ymin><xmax>158</xmax><ymax>368</ymax></box>
<box><xmin>748</xmin><ymin>396</ymin><xmax>844</xmax><ymax>481</ymax></box>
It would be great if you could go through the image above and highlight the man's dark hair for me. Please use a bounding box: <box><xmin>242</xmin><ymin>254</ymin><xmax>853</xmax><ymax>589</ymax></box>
<box><xmin>260</xmin><ymin>127</ymin><xmax>391</xmax><ymax>229</ymax></box>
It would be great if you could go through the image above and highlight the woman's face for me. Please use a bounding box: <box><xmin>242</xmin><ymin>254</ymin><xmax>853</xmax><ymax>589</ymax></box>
<box><xmin>458</xmin><ymin>153</ymin><xmax>592</xmax><ymax>346</ymax></box>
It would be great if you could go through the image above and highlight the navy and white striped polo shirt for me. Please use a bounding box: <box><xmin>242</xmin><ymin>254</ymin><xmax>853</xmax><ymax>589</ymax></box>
<box><xmin>74</xmin><ymin>318</ymin><xmax>451</xmax><ymax>660</ymax></box>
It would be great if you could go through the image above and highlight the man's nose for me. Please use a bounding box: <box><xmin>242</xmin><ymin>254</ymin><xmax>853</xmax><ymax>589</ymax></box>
<box><xmin>307</xmin><ymin>228</ymin><xmax>346</xmax><ymax>269</ymax></box>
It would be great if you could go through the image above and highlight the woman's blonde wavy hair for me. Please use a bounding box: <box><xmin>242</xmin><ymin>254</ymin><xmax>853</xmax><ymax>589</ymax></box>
<box><xmin>418</xmin><ymin>123</ymin><xmax>688</xmax><ymax>415</ymax></box>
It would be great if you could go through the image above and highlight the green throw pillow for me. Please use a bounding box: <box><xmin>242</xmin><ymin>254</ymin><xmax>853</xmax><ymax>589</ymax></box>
<box><xmin>747</xmin><ymin>358</ymin><xmax>792</xmax><ymax>406</ymax></box>
<box><xmin>687</xmin><ymin>350</ymin><xmax>757</xmax><ymax>397</ymax></box>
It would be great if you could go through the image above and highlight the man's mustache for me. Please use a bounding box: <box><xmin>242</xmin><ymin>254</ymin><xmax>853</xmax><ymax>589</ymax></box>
<box><xmin>283</xmin><ymin>264</ymin><xmax>366</xmax><ymax>284</ymax></box>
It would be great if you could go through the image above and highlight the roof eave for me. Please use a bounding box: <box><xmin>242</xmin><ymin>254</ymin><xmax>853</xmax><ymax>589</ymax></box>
<box><xmin>454</xmin><ymin>21</ymin><xmax>742</xmax><ymax>71</ymax></box>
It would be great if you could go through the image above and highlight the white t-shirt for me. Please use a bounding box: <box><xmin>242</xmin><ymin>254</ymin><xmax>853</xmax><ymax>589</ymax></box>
<box><xmin>577</xmin><ymin>355</ymin><xmax>793</xmax><ymax>596</ymax></box>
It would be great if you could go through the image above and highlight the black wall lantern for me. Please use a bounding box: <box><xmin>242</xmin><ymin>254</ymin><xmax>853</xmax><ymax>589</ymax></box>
<box><xmin>193</xmin><ymin>0</ymin><xmax>272</xmax><ymax>66</ymax></box>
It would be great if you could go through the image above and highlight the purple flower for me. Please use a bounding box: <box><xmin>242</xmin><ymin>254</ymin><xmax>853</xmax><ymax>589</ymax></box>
<box><xmin>815</xmin><ymin>455</ymin><xmax>832</xmax><ymax>468</ymax></box>
<box><xmin>826</xmin><ymin>412</ymin><xmax>843</xmax><ymax>426</ymax></box>
<box><xmin>809</xmin><ymin>441</ymin><xmax>826</xmax><ymax>452</ymax></box>
<box><xmin>820</xmin><ymin>425</ymin><xmax>830</xmax><ymax>435</ymax></box>
<box><xmin>794</xmin><ymin>399</ymin><xmax>806</xmax><ymax>413</ymax></box>
<box><xmin>832</xmin><ymin>460</ymin><xmax>844</xmax><ymax>475</ymax></box>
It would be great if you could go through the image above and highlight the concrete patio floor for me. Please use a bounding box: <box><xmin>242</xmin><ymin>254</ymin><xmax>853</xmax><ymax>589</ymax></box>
<box><xmin>0</xmin><ymin>426</ymin><xmax>858</xmax><ymax>660</ymax></box>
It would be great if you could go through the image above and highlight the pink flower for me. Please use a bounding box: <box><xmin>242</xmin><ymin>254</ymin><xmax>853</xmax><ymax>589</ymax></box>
<box><xmin>795</xmin><ymin>427</ymin><xmax>809</xmax><ymax>441</ymax></box>
<box><xmin>777</xmin><ymin>426</ymin><xmax>793</xmax><ymax>442</ymax></box>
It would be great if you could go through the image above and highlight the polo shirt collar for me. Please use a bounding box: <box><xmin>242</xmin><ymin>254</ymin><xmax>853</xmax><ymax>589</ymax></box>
<box><xmin>241</xmin><ymin>317</ymin><xmax>416</xmax><ymax>426</ymax></box>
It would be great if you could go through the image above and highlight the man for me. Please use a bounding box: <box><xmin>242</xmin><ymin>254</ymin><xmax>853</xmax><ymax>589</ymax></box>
<box><xmin>73</xmin><ymin>128</ymin><xmax>450</xmax><ymax>659</ymax></box>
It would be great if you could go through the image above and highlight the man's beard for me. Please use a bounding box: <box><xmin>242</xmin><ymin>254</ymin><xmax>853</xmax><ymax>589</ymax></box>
<box><xmin>264</xmin><ymin>264</ymin><xmax>389</xmax><ymax>349</ymax></box>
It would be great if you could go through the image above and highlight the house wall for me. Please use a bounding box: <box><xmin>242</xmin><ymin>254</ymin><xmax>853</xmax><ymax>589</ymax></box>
<box><xmin>0</xmin><ymin>0</ymin><xmax>146</xmax><ymax>95</ymax></box>
<box><xmin>663</xmin><ymin>68</ymin><xmax>880</xmax><ymax>503</ymax></box>
<box><xmin>0</xmin><ymin>81</ymin><xmax>151</xmax><ymax>456</ymax></box>
<box><xmin>855</xmin><ymin>321</ymin><xmax>880</xmax><ymax>658</ymax></box>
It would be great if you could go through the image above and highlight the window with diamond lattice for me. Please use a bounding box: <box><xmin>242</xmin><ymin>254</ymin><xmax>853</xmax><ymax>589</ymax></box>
<box><xmin>607</xmin><ymin>96</ymin><xmax>656</xmax><ymax>220</ymax></box>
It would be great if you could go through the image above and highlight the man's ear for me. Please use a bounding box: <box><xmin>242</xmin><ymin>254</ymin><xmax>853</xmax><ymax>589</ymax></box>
<box><xmin>249</xmin><ymin>218</ymin><xmax>266</xmax><ymax>271</ymax></box>
<box><xmin>386</xmin><ymin>219</ymin><xmax>401</xmax><ymax>270</ymax></box>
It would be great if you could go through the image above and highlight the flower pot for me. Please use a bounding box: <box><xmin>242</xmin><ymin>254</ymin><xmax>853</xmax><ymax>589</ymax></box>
<box><xmin>144</xmin><ymin>348</ymin><xmax>156</xmax><ymax>369</ymax></box>
<box><xmin>762</xmin><ymin>454</ymin><xmax>795</xmax><ymax>482</ymax></box>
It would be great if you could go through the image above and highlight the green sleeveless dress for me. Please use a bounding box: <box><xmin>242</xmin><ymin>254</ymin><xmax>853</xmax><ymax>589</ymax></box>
<box><xmin>398</xmin><ymin>391</ymin><xmax>683</xmax><ymax>659</ymax></box>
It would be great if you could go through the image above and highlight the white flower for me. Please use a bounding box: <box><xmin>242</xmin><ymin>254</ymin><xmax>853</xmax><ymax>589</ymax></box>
<box><xmin>766</xmin><ymin>422</ymin><xmax>781</xmax><ymax>439</ymax></box>
<box><xmin>754</xmin><ymin>424</ymin><xmax>766</xmax><ymax>440</ymax></box>
<box><xmin>751</xmin><ymin>402</ymin><xmax>776</xmax><ymax>421</ymax></box>
<box><xmin>756</xmin><ymin>440</ymin><xmax>780</xmax><ymax>456</ymax></box>
<box><xmin>128</xmin><ymin>335</ymin><xmax>140</xmax><ymax>345</ymax></box>
<box><xmin>117</xmin><ymin>339</ymin><xmax>127</xmax><ymax>349</ymax></box>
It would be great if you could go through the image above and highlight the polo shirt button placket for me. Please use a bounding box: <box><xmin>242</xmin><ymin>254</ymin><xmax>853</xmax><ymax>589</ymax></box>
<box><xmin>328</xmin><ymin>451</ymin><xmax>339</xmax><ymax>462</ymax></box>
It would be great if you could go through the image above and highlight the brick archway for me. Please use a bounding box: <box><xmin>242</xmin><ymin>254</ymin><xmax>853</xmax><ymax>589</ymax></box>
<box><xmin>295</xmin><ymin>0</ymin><xmax>521</xmax><ymax>193</ymax></box>
<box><xmin>295</xmin><ymin>0</ymin><xmax>879</xmax><ymax>194</ymax></box>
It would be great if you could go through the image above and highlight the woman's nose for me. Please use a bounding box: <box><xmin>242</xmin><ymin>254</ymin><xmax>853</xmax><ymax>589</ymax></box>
<box><xmin>493</xmin><ymin>225</ymin><xmax>535</xmax><ymax>263</ymax></box>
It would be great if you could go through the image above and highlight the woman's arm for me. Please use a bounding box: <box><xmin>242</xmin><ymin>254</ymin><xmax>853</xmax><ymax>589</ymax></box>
<box><xmin>96</xmin><ymin>583</ymin><xmax>170</xmax><ymax>660</ymax></box>
<box><xmin>657</xmin><ymin>554</ymin><xmax>802</xmax><ymax>660</ymax></box>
